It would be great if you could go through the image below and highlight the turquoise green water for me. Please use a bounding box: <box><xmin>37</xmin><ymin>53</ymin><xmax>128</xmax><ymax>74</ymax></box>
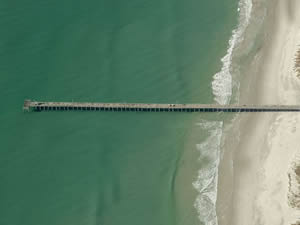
<box><xmin>0</xmin><ymin>1</ymin><xmax>238</xmax><ymax>225</ymax></box>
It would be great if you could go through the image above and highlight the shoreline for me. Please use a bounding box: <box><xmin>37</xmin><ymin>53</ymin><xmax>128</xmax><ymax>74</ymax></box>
<box><xmin>217</xmin><ymin>0</ymin><xmax>300</xmax><ymax>224</ymax></box>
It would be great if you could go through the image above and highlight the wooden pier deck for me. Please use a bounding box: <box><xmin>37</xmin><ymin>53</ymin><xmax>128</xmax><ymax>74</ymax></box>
<box><xmin>23</xmin><ymin>100</ymin><xmax>300</xmax><ymax>112</ymax></box>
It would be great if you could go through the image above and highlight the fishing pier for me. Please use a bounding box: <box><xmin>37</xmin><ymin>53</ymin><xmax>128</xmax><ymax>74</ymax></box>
<box><xmin>23</xmin><ymin>100</ymin><xmax>300</xmax><ymax>113</ymax></box>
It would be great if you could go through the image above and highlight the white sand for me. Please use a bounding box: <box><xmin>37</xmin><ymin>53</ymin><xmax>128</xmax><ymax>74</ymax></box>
<box><xmin>217</xmin><ymin>0</ymin><xmax>300</xmax><ymax>224</ymax></box>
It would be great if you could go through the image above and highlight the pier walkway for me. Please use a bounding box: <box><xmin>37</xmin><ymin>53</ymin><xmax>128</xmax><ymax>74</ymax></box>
<box><xmin>23</xmin><ymin>100</ymin><xmax>300</xmax><ymax>112</ymax></box>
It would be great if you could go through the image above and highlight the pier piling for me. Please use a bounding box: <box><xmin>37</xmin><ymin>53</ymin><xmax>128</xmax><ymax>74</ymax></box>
<box><xmin>23</xmin><ymin>100</ymin><xmax>300</xmax><ymax>113</ymax></box>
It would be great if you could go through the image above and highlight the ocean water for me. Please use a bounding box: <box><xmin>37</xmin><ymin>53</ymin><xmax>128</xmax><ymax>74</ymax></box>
<box><xmin>0</xmin><ymin>0</ymin><xmax>241</xmax><ymax>225</ymax></box>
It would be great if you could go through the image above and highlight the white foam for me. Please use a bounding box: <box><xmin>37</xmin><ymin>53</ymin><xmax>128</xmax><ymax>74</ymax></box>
<box><xmin>193</xmin><ymin>121</ymin><xmax>223</xmax><ymax>225</ymax></box>
<box><xmin>194</xmin><ymin>2</ymin><xmax>253</xmax><ymax>223</ymax></box>
<box><xmin>194</xmin><ymin>1</ymin><xmax>253</xmax><ymax>223</ymax></box>
<box><xmin>212</xmin><ymin>0</ymin><xmax>253</xmax><ymax>105</ymax></box>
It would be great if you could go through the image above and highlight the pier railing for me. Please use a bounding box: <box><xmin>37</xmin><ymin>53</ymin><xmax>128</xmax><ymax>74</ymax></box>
<box><xmin>23</xmin><ymin>100</ymin><xmax>300</xmax><ymax>112</ymax></box>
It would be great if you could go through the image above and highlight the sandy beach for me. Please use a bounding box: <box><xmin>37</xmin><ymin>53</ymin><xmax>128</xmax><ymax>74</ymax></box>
<box><xmin>217</xmin><ymin>0</ymin><xmax>300</xmax><ymax>225</ymax></box>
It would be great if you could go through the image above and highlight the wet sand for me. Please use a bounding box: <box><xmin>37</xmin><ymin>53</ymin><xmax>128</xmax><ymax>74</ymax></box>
<box><xmin>217</xmin><ymin>0</ymin><xmax>300</xmax><ymax>224</ymax></box>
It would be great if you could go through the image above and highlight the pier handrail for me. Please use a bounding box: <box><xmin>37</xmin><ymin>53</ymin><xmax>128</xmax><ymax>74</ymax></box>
<box><xmin>23</xmin><ymin>100</ymin><xmax>300</xmax><ymax>112</ymax></box>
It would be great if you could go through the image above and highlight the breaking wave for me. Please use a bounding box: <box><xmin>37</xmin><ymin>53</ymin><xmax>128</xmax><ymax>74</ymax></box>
<box><xmin>193</xmin><ymin>121</ymin><xmax>223</xmax><ymax>225</ymax></box>
<box><xmin>193</xmin><ymin>1</ymin><xmax>253</xmax><ymax>224</ymax></box>
<box><xmin>211</xmin><ymin>0</ymin><xmax>253</xmax><ymax>105</ymax></box>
